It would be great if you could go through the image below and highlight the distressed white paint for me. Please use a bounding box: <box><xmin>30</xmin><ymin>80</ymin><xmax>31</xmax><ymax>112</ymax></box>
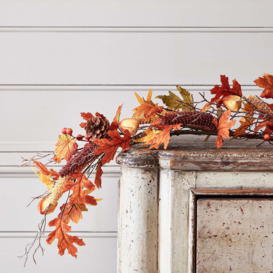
<box><xmin>196</xmin><ymin>172</ymin><xmax>273</xmax><ymax>189</ymax></box>
<box><xmin>197</xmin><ymin>199</ymin><xmax>273</xmax><ymax>272</ymax></box>
<box><xmin>159</xmin><ymin>171</ymin><xmax>196</xmax><ymax>273</ymax></box>
<box><xmin>119</xmin><ymin>151</ymin><xmax>273</xmax><ymax>272</ymax></box>
<box><xmin>118</xmin><ymin>165</ymin><xmax>158</xmax><ymax>273</ymax></box>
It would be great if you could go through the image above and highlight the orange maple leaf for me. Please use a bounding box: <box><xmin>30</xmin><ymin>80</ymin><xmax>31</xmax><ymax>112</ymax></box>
<box><xmin>148</xmin><ymin>124</ymin><xmax>181</xmax><ymax>149</ymax></box>
<box><xmin>55</xmin><ymin>135</ymin><xmax>78</xmax><ymax>163</ymax></box>
<box><xmin>94</xmin><ymin>161</ymin><xmax>103</xmax><ymax>188</ymax></box>
<box><xmin>254</xmin><ymin>121</ymin><xmax>273</xmax><ymax>134</ymax></box>
<box><xmin>254</xmin><ymin>73</ymin><xmax>273</xmax><ymax>99</ymax></box>
<box><xmin>62</xmin><ymin>172</ymin><xmax>97</xmax><ymax>206</ymax></box>
<box><xmin>46</xmin><ymin>218</ymin><xmax>85</xmax><ymax>257</ymax></box>
<box><xmin>233</xmin><ymin>117</ymin><xmax>253</xmax><ymax>138</ymax></box>
<box><xmin>211</xmin><ymin>75</ymin><xmax>242</xmax><ymax>108</ymax></box>
<box><xmin>94</xmin><ymin>130</ymin><xmax>131</xmax><ymax>165</ymax></box>
<box><xmin>109</xmin><ymin>105</ymin><xmax>122</xmax><ymax>131</ymax></box>
<box><xmin>215</xmin><ymin>110</ymin><xmax>236</xmax><ymax>148</ymax></box>
<box><xmin>60</xmin><ymin>203</ymin><xmax>88</xmax><ymax>224</ymax></box>
<box><xmin>133</xmin><ymin>90</ymin><xmax>163</xmax><ymax>122</ymax></box>
<box><xmin>233</xmin><ymin>102</ymin><xmax>255</xmax><ymax>138</ymax></box>
<box><xmin>32</xmin><ymin>160</ymin><xmax>59</xmax><ymax>180</ymax></box>
<box><xmin>80</xmin><ymin>112</ymin><xmax>94</xmax><ymax>128</ymax></box>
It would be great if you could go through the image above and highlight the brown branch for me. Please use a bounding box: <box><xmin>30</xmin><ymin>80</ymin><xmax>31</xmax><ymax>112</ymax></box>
<box><xmin>170</xmin><ymin>129</ymin><xmax>265</xmax><ymax>140</ymax></box>
<box><xmin>19</xmin><ymin>211</ymin><xmax>48</xmax><ymax>266</ymax></box>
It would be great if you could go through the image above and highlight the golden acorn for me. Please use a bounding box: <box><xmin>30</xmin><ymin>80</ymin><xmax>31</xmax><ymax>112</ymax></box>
<box><xmin>119</xmin><ymin>118</ymin><xmax>139</xmax><ymax>135</ymax></box>
<box><xmin>223</xmin><ymin>95</ymin><xmax>241</xmax><ymax>111</ymax></box>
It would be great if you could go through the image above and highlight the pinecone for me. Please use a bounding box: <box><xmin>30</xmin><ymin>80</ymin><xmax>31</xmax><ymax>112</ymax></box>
<box><xmin>247</xmin><ymin>95</ymin><xmax>273</xmax><ymax>116</ymax></box>
<box><xmin>59</xmin><ymin>142</ymin><xmax>98</xmax><ymax>177</ymax></box>
<box><xmin>85</xmin><ymin>115</ymin><xmax>110</xmax><ymax>140</ymax></box>
<box><xmin>162</xmin><ymin>111</ymin><xmax>217</xmax><ymax>131</ymax></box>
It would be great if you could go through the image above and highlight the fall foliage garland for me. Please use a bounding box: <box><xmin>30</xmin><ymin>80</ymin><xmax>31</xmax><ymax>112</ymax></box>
<box><xmin>23</xmin><ymin>73</ymin><xmax>273</xmax><ymax>264</ymax></box>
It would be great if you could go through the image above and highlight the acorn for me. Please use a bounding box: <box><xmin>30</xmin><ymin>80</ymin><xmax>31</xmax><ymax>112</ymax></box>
<box><xmin>119</xmin><ymin>118</ymin><xmax>139</xmax><ymax>135</ymax></box>
<box><xmin>223</xmin><ymin>95</ymin><xmax>241</xmax><ymax>111</ymax></box>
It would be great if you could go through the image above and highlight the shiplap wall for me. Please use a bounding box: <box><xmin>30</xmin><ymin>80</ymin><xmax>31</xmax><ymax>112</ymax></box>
<box><xmin>0</xmin><ymin>1</ymin><xmax>273</xmax><ymax>272</ymax></box>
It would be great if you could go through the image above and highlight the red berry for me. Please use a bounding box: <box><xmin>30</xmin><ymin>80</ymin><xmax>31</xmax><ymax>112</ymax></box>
<box><xmin>84</xmin><ymin>135</ymin><xmax>90</xmax><ymax>140</ymax></box>
<box><xmin>53</xmin><ymin>155</ymin><xmax>57</xmax><ymax>161</ymax></box>
<box><xmin>62</xmin><ymin>128</ymin><xmax>67</xmax><ymax>134</ymax></box>
<box><xmin>66</xmin><ymin>128</ymin><xmax>73</xmax><ymax>136</ymax></box>
<box><xmin>76</xmin><ymin>134</ymin><xmax>84</xmax><ymax>140</ymax></box>
<box><xmin>264</xmin><ymin>134</ymin><xmax>271</xmax><ymax>141</ymax></box>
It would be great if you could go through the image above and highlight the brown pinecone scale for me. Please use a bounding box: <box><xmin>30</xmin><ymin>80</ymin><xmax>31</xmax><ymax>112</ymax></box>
<box><xmin>85</xmin><ymin>115</ymin><xmax>110</xmax><ymax>140</ymax></box>
<box><xmin>162</xmin><ymin>111</ymin><xmax>217</xmax><ymax>131</ymax></box>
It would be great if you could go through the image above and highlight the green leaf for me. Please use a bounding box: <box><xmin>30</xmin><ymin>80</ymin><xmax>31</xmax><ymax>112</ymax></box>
<box><xmin>156</xmin><ymin>91</ymin><xmax>183</xmax><ymax>110</ymax></box>
<box><xmin>156</xmin><ymin>86</ymin><xmax>193</xmax><ymax>111</ymax></box>
<box><xmin>176</xmin><ymin>86</ymin><xmax>193</xmax><ymax>111</ymax></box>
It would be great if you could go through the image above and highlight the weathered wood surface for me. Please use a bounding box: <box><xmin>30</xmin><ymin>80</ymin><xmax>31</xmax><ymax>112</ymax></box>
<box><xmin>196</xmin><ymin>198</ymin><xmax>273</xmax><ymax>272</ymax></box>
<box><xmin>117</xmin><ymin>136</ymin><xmax>273</xmax><ymax>171</ymax></box>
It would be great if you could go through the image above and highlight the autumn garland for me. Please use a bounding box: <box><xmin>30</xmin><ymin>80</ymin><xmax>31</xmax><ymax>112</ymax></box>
<box><xmin>23</xmin><ymin>73</ymin><xmax>273</xmax><ymax>264</ymax></box>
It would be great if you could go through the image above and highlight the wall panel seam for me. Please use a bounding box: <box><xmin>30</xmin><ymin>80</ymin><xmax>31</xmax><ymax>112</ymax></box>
<box><xmin>0</xmin><ymin>26</ymin><xmax>273</xmax><ymax>33</ymax></box>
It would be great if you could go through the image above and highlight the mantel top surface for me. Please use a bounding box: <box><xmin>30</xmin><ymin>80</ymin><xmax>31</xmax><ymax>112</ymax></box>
<box><xmin>117</xmin><ymin>136</ymin><xmax>273</xmax><ymax>171</ymax></box>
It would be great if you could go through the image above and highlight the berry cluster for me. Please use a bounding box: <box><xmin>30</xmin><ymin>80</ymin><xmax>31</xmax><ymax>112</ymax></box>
<box><xmin>62</xmin><ymin>127</ymin><xmax>73</xmax><ymax>136</ymax></box>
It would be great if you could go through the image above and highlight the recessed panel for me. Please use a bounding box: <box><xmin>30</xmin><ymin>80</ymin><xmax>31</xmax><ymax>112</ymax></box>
<box><xmin>196</xmin><ymin>198</ymin><xmax>273</xmax><ymax>272</ymax></box>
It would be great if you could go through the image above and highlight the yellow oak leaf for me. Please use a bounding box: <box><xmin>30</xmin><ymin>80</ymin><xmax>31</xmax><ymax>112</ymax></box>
<box><xmin>55</xmin><ymin>135</ymin><xmax>78</xmax><ymax>163</ymax></box>
<box><xmin>133</xmin><ymin>127</ymin><xmax>161</xmax><ymax>145</ymax></box>
<box><xmin>33</xmin><ymin>169</ymin><xmax>54</xmax><ymax>192</ymax></box>
<box><xmin>40</xmin><ymin>176</ymin><xmax>70</xmax><ymax>214</ymax></box>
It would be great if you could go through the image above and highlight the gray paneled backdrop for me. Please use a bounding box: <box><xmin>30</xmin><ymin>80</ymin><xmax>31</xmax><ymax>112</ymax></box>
<box><xmin>0</xmin><ymin>1</ymin><xmax>273</xmax><ymax>272</ymax></box>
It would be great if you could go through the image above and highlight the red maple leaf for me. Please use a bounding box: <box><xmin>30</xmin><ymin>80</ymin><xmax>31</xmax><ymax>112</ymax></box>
<box><xmin>254</xmin><ymin>121</ymin><xmax>273</xmax><ymax>134</ymax></box>
<box><xmin>80</xmin><ymin>112</ymin><xmax>94</xmax><ymax>128</ymax></box>
<box><xmin>254</xmin><ymin>73</ymin><xmax>273</xmax><ymax>99</ymax></box>
<box><xmin>94</xmin><ymin>130</ymin><xmax>131</xmax><ymax>165</ymax></box>
<box><xmin>211</xmin><ymin>75</ymin><xmax>242</xmax><ymax>108</ymax></box>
